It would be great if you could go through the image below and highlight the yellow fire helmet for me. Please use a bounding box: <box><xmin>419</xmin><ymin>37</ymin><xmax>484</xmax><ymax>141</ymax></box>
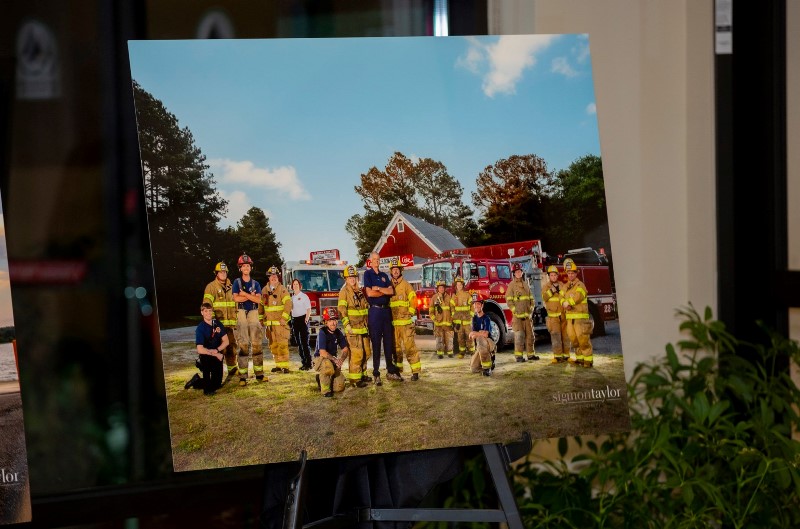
<box><xmin>454</xmin><ymin>276</ymin><xmax>465</xmax><ymax>284</ymax></box>
<box><xmin>214</xmin><ymin>262</ymin><xmax>228</xmax><ymax>274</ymax></box>
<box><xmin>343</xmin><ymin>265</ymin><xmax>357</xmax><ymax>278</ymax></box>
<box><xmin>436</xmin><ymin>280</ymin><xmax>446</xmax><ymax>288</ymax></box>
<box><xmin>563</xmin><ymin>258</ymin><xmax>578</xmax><ymax>273</ymax></box>
<box><xmin>546</xmin><ymin>265</ymin><xmax>559</xmax><ymax>274</ymax></box>
<box><xmin>390</xmin><ymin>257</ymin><xmax>403</xmax><ymax>270</ymax></box>
<box><xmin>267</xmin><ymin>265</ymin><xmax>280</xmax><ymax>277</ymax></box>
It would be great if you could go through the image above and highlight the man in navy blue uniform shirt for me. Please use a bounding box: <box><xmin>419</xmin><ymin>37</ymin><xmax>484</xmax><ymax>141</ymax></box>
<box><xmin>363</xmin><ymin>251</ymin><xmax>403</xmax><ymax>386</ymax></box>
<box><xmin>469</xmin><ymin>293</ymin><xmax>496</xmax><ymax>376</ymax></box>
<box><xmin>313</xmin><ymin>311</ymin><xmax>349</xmax><ymax>397</ymax></box>
<box><xmin>192</xmin><ymin>302</ymin><xmax>230</xmax><ymax>394</ymax></box>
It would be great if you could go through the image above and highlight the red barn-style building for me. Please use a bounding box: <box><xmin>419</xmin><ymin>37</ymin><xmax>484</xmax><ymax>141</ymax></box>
<box><xmin>372</xmin><ymin>211</ymin><xmax>464</xmax><ymax>262</ymax></box>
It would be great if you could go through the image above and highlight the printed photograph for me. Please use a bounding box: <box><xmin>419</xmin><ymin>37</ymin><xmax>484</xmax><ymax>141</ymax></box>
<box><xmin>0</xmin><ymin>199</ymin><xmax>31</xmax><ymax>524</ymax></box>
<box><xmin>128</xmin><ymin>35</ymin><xmax>630</xmax><ymax>472</ymax></box>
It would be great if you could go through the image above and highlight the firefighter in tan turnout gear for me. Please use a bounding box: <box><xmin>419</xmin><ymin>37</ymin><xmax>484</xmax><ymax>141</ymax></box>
<box><xmin>542</xmin><ymin>265</ymin><xmax>569</xmax><ymax>363</ymax></box>
<box><xmin>232</xmin><ymin>254</ymin><xmax>264</xmax><ymax>385</ymax></box>
<box><xmin>263</xmin><ymin>266</ymin><xmax>293</xmax><ymax>373</ymax></box>
<box><xmin>469</xmin><ymin>292</ymin><xmax>496</xmax><ymax>376</ymax></box>
<box><xmin>337</xmin><ymin>265</ymin><xmax>372</xmax><ymax>387</ymax></box>
<box><xmin>562</xmin><ymin>258</ymin><xmax>593</xmax><ymax>367</ymax></box>
<box><xmin>202</xmin><ymin>262</ymin><xmax>239</xmax><ymax>377</ymax></box>
<box><xmin>431</xmin><ymin>280</ymin><xmax>454</xmax><ymax>358</ymax></box>
<box><xmin>451</xmin><ymin>276</ymin><xmax>474</xmax><ymax>359</ymax></box>
<box><xmin>389</xmin><ymin>258</ymin><xmax>421</xmax><ymax>381</ymax></box>
<box><xmin>506</xmin><ymin>262</ymin><xmax>539</xmax><ymax>362</ymax></box>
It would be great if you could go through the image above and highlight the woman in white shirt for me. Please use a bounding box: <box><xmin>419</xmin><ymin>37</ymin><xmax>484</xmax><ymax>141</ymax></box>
<box><xmin>290</xmin><ymin>279</ymin><xmax>313</xmax><ymax>370</ymax></box>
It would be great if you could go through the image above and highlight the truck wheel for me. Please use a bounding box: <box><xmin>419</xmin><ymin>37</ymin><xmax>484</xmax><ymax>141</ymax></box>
<box><xmin>487</xmin><ymin>312</ymin><xmax>506</xmax><ymax>349</ymax></box>
<box><xmin>589</xmin><ymin>303</ymin><xmax>606</xmax><ymax>337</ymax></box>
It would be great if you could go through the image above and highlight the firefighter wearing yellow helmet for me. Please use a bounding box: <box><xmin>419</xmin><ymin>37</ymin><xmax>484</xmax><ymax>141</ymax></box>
<box><xmin>542</xmin><ymin>264</ymin><xmax>569</xmax><ymax>363</ymax></box>
<box><xmin>431</xmin><ymin>279</ymin><xmax>454</xmax><ymax>358</ymax></box>
<box><xmin>389</xmin><ymin>258</ymin><xmax>421</xmax><ymax>380</ymax></box>
<box><xmin>506</xmin><ymin>262</ymin><xmax>539</xmax><ymax>362</ymax></box>
<box><xmin>561</xmin><ymin>259</ymin><xmax>593</xmax><ymax>367</ymax></box>
<box><xmin>202</xmin><ymin>261</ymin><xmax>239</xmax><ymax>377</ymax></box>
<box><xmin>262</xmin><ymin>265</ymin><xmax>293</xmax><ymax>373</ymax></box>
<box><xmin>337</xmin><ymin>265</ymin><xmax>372</xmax><ymax>387</ymax></box>
<box><xmin>451</xmin><ymin>276</ymin><xmax>474</xmax><ymax>359</ymax></box>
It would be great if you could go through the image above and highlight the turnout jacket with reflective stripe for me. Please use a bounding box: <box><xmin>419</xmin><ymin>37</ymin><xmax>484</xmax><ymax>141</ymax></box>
<box><xmin>431</xmin><ymin>291</ymin><xmax>453</xmax><ymax>326</ymax></box>
<box><xmin>506</xmin><ymin>278</ymin><xmax>533</xmax><ymax>320</ymax></box>
<box><xmin>338</xmin><ymin>284</ymin><xmax>369</xmax><ymax>334</ymax></box>
<box><xmin>563</xmin><ymin>279</ymin><xmax>590</xmax><ymax>319</ymax></box>
<box><xmin>542</xmin><ymin>280</ymin><xmax>565</xmax><ymax>318</ymax></box>
<box><xmin>261</xmin><ymin>283</ymin><xmax>292</xmax><ymax>326</ymax></box>
<box><xmin>203</xmin><ymin>278</ymin><xmax>237</xmax><ymax>328</ymax></box>
<box><xmin>451</xmin><ymin>290</ymin><xmax>474</xmax><ymax>325</ymax></box>
<box><xmin>390</xmin><ymin>277</ymin><xmax>416</xmax><ymax>326</ymax></box>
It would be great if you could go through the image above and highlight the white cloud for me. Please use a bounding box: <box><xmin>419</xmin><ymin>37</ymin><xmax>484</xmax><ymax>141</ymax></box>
<box><xmin>458</xmin><ymin>35</ymin><xmax>559</xmax><ymax>98</ymax></box>
<box><xmin>551</xmin><ymin>57</ymin><xmax>577</xmax><ymax>78</ymax></box>
<box><xmin>209</xmin><ymin>158</ymin><xmax>311</xmax><ymax>200</ymax></box>
<box><xmin>586</xmin><ymin>102</ymin><xmax>597</xmax><ymax>115</ymax></box>
<box><xmin>219</xmin><ymin>189</ymin><xmax>257</xmax><ymax>227</ymax></box>
<box><xmin>574</xmin><ymin>40</ymin><xmax>591</xmax><ymax>64</ymax></box>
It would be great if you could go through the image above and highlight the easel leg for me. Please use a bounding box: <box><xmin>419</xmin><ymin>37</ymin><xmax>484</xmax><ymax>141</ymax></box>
<box><xmin>483</xmin><ymin>443</ymin><xmax>524</xmax><ymax>529</ymax></box>
<box><xmin>282</xmin><ymin>450</ymin><xmax>308</xmax><ymax>529</ymax></box>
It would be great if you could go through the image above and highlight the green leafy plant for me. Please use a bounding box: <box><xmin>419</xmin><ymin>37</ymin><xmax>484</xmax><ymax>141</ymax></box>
<box><xmin>427</xmin><ymin>306</ymin><xmax>800</xmax><ymax>528</ymax></box>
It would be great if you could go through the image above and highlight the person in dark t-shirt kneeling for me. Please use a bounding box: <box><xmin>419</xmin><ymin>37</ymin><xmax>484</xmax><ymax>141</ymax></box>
<box><xmin>188</xmin><ymin>302</ymin><xmax>230</xmax><ymax>395</ymax></box>
<box><xmin>313</xmin><ymin>310</ymin><xmax>349</xmax><ymax>397</ymax></box>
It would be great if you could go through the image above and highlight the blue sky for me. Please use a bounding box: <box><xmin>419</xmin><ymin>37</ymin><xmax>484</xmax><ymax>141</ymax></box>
<box><xmin>128</xmin><ymin>35</ymin><xmax>601</xmax><ymax>266</ymax></box>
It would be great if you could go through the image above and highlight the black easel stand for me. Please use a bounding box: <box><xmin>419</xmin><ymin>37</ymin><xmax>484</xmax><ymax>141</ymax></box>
<box><xmin>282</xmin><ymin>433</ymin><xmax>531</xmax><ymax>529</ymax></box>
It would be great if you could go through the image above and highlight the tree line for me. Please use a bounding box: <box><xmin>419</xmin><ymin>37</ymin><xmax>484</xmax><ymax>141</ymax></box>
<box><xmin>133</xmin><ymin>81</ymin><xmax>282</xmax><ymax>322</ymax></box>
<box><xmin>347</xmin><ymin>151</ymin><xmax>609</xmax><ymax>265</ymax></box>
<box><xmin>133</xmin><ymin>81</ymin><xmax>608</xmax><ymax>320</ymax></box>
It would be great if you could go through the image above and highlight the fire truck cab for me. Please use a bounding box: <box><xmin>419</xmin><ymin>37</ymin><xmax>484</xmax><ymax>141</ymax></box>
<box><xmin>281</xmin><ymin>250</ymin><xmax>347</xmax><ymax>342</ymax></box>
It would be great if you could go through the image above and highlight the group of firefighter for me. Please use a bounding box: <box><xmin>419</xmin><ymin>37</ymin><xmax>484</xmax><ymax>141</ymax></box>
<box><xmin>195</xmin><ymin>252</ymin><xmax>594</xmax><ymax>398</ymax></box>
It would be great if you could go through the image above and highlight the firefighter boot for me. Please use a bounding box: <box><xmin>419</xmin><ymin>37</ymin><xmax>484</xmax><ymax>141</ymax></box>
<box><xmin>411</xmin><ymin>373</ymin><xmax>419</xmax><ymax>381</ymax></box>
<box><xmin>351</xmin><ymin>379</ymin><xmax>368</xmax><ymax>388</ymax></box>
<box><xmin>482</xmin><ymin>368</ymin><xmax>492</xmax><ymax>377</ymax></box>
<box><xmin>528</xmin><ymin>353</ymin><xmax>540</xmax><ymax>361</ymax></box>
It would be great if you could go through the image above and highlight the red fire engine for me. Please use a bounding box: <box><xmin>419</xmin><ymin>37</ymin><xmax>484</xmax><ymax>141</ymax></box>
<box><xmin>415</xmin><ymin>240</ymin><xmax>616</xmax><ymax>346</ymax></box>
<box><xmin>281</xmin><ymin>249</ymin><xmax>347</xmax><ymax>341</ymax></box>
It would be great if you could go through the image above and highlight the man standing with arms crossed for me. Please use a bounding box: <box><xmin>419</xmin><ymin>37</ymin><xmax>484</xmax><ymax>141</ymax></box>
<box><xmin>338</xmin><ymin>265</ymin><xmax>371</xmax><ymax>388</ymax></box>
<box><xmin>263</xmin><ymin>266</ymin><xmax>293</xmax><ymax>373</ymax></box>
<box><xmin>506</xmin><ymin>262</ymin><xmax>539</xmax><ymax>362</ymax></box>
<box><xmin>202</xmin><ymin>262</ymin><xmax>239</xmax><ymax>378</ymax></box>
<box><xmin>232</xmin><ymin>253</ymin><xmax>264</xmax><ymax>385</ymax></box>
<box><xmin>451</xmin><ymin>276</ymin><xmax>474</xmax><ymax>359</ymax></box>
<box><xmin>363</xmin><ymin>252</ymin><xmax>403</xmax><ymax>385</ymax></box>
<box><xmin>389</xmin><ymin>258</ymin><xmax>421</xmax><ymax>381</ymax></box>
<box><xmin>543</xmin><ymin>265</ymin><xmax>569</xmax><ymax>363</ymax></box>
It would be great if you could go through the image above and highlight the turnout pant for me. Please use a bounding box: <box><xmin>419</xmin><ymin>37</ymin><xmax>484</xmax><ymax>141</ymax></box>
<box><xmin>313</xmin><ymin>356</ymin><xmax>345</xmax><ymax>395</ymax></box>
<box><xmin>393</xmin><ymin>324</ymin><xmax>421</xmax><ymax>374</ymax></box>
<box><xmin>512</xmin><ymin>317</ymin><xmax>535</xmax><ymax>358</ymax></box>
<box><xmin>224</xmin><ymin>327</ymin><xmax>238</xmax><ymax>374</ymax></box>
<box><xmin>435</xmin><ymin>325</ymin><xmax>453</xmax><ymax>357</ymax></box>
<box><xmin>470</xmin><ymin>337</ymin><xmax>496</xmax><ymax>373</ymax></box>
<box><xmin>266</xmin><ymin>324</ymin><xmax>291</xmax><ymax>369</ymax></box>
<box><xmin>566</xmin><ymin>318</ymin><xmax>593</xmax><ymax>364</ymax></box>
<box><xmin>345</xmin><ymin>332</ymin><xmax>372</xmax><ymax>383</ymax></box>
<box><xmin>454</xmin><ymin>323</ymin><xmax>473</xmax><ymax>358</ymax></box>
<box><xmin>547</xmin><ymin>316</ymin><xmax>569</xmax><ymax>360</ymax></box>
<box><xmin>236</xmin><ymin>309</ymin><xmax>263</xmax><ymax>379</ymax></box>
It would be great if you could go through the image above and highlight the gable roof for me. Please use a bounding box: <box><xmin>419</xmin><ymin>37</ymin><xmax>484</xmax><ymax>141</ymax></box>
<box><xmin>374</xmin><ymin>211</ymin><xmax>465</xmax><ymax>255</ymax></box>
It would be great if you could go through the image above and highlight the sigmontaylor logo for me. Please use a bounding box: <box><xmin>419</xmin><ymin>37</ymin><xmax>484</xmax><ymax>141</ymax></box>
<box><xmin>552</xmin><ymin>385</ymin><xmax>623</xmax><ymax>404</ymax></box>
<box><xmin>0</xmin><ymin>468</ymin><xmax>20</xmax><ymax>484</ymax></box>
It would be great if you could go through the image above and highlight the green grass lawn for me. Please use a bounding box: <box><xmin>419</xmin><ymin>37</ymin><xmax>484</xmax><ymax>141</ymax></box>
<box><xmin>162</xmin><ymin>340</ymin><xmax>629</xmax><ymax>472</ymax></box>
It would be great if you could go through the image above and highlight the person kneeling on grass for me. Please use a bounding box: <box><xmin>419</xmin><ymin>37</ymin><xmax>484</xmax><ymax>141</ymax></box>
<box><xmin>185</xmin><ymin>302</ymin><xmax>231</xmax><ymax>395</ymax></box>
<box><xmin>468</xmin><ymin>293</ymin><xmax>496</xmax><ymax>377</ymax></box>
<box><xmin>313</xmin><ymin>310</ymin><xmax>349</xmax><ymax>398</ymax></box>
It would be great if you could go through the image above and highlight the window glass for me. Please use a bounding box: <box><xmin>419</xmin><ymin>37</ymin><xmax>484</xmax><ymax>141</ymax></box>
<box><xmin>497</xmin><ymin>265</ymin><xmax>511</xmax><ymax>279</ymax></box>
<box><xmin>478</xmin><ymin>265</ymin><xmax>488</xmax><ymax>278</ymax></box>
<box><xmin>328</xmin><ymin>270</ymin><xmax>345</xmax><ymax>291</ymax></box>
<box><xmin>294</xmin><ymin>270</ymin><xmax>327</xmax><ymax>291</ymax></box>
